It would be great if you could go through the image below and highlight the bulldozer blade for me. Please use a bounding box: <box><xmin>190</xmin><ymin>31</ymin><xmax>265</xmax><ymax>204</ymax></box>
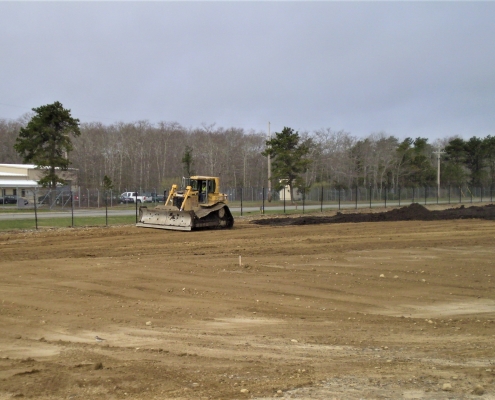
<box><xmin>137</xmin><ymin>207</ymin><xmax>193</xmax><ymax>231</ymax></box>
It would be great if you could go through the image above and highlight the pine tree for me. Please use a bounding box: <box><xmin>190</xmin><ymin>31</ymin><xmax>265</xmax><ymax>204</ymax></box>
<box><xmin>14</xmin><ymin>101</ymin><xmax>80</xmax><ymax>189</ymax></box>
<box><xmin>262</xmin><ymin>127</ymin><xmax>312</xmax><ymax>202</ymax></box>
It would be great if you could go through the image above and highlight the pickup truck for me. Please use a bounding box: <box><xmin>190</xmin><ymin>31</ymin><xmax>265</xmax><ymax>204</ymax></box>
<box><xmin>120</xmin><ymin>192</ymin><xmax>148</xmax><ymax>203</ymax></box>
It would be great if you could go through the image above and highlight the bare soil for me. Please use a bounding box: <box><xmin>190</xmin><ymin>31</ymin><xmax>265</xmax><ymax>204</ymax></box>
<box><xmin>1</xmin><ymin>204</ymin><xmax>495</xmax><ymax>399</ymax></box>
<box><xmin>253</xmin><ymin>203</ymin><xmax>495</xmax><ymax>225</ymax></box>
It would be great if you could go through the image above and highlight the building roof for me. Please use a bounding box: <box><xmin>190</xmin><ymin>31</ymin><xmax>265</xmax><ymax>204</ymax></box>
<box><xmin>0</xmin><ymin>179</ymin><xmax>39</xmax><ymax>188</ymax></box>
<box><xmin>0</xmin><ymin>164</ymin><xmax>38</xmax><ymax>169</ymax></box>
<box><xmin>0</xmin><ymin>172</ymin><xmax>25</xmax><ymax>177</ymax></box>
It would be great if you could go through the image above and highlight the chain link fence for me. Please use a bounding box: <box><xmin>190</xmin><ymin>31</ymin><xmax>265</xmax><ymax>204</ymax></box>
<box><xmin>226</xmin><ymin>185</ymin><xmax>495</xmax><ymax>207</ymax></box>
<box><xmin>4</xmin><ymin>185</ymin><xmax>495</xmax><ymax>210</ymax></box>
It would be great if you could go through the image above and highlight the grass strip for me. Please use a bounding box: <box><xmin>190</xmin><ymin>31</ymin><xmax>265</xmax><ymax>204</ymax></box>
<box><xmin>0</xmin><ymin>215</ymin><xmax>136</xmax><ymax>231</ymax></box>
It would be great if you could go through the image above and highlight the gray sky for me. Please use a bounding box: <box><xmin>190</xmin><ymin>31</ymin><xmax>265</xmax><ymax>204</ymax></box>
<box><xmin>1</xmin><ymin>1</ymin><xmax>494</xmax><ymax>140</ymax></box>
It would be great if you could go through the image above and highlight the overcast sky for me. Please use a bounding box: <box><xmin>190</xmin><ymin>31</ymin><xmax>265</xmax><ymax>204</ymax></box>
<box><xmin>1</xmin><ymin>1</ymin><xmax>494</xmax><ymax>141</ymax></box>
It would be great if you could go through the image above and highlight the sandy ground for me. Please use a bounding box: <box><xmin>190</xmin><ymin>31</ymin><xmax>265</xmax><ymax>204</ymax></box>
<box><xmin>0</xmin><ymin>209</ymin><xmax>495</xmax><ymax>399</ymax></box>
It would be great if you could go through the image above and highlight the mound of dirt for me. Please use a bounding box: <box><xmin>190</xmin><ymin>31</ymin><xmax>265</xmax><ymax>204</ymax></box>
<box><xmin>252</xmin><ymin>203</ymin><xmax>495</xmax><ymax>226</ymax></box>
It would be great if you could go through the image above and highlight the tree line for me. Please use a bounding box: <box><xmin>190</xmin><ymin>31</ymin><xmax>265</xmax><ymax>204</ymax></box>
<box><xmin>2</xmin><ymin>105</ymin><xmax>495</xmax><ymax>194</ymax></box>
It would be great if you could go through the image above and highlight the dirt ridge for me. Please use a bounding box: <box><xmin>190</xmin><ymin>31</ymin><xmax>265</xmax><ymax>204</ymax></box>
<box><xmin>251</xmin><ymin>203</ymin><xmax>495</xmax><ymax>226</ymax></box>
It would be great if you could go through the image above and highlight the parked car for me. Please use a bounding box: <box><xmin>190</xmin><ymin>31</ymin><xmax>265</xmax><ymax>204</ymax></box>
<box><xmin>120</xmin><ymin>192</ymin><xmax>147</xmax><ymax>203</ymax></box>
<box><xmin>3</xmin><ymin>195</ymin><xmax>28</xmax><ymax>205</ymax></box>
<box><xmin>142</xmin><ymin>193</ymin><xmax>154</xmax><ymax>203</ymax></box>
<box><xmin>149</xmin><ymin>192</ymin><xmax>167</xmax><ymax>203</ymax></box>
<box><xmin>37</xmin><ymin>195</ymin><xmax>51</xmax><ymax>204</ymax></box>
<box><xmin>119</xmin><ymin>195</ymin><xmax>135</xmax><ymax>204</ymax></box>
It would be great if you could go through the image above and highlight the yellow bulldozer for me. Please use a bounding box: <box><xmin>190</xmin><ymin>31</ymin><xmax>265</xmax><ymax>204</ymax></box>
<box><xmin>136</xmin><ymin>176</ymin><xmax>234</xmax><ymax>231</ymax></box>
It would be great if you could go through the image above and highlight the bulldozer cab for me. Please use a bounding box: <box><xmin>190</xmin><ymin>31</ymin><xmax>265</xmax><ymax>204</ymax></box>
<box><xmin>184</xmin><ymin>177</ymin><xmax>217</xmax><ymax>204</ymax></box>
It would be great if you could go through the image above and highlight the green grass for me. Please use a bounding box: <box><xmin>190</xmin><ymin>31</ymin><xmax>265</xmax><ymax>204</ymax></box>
<box><xmin>0</xmin><ymin>215</ymin><xmax>136</xmax><ymax>231</ymax></box>
<box><xmin>233</xmin><ymin>206</ymin><xmax>329</xmax><ymax>217</ymax></box>
<box><xmin>0</xmin><ymin>208</ymin><xmax>315</xmax><ymax>232</ymax></box>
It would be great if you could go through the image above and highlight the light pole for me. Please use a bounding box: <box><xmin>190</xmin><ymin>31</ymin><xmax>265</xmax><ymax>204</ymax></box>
<box><xmin>267</xmin><ymin>122</ymin><xmax>272</xmax><ymax>202</ymax></box>
<box><xmin>433</xmin><ymin>148</ymin><xmax>445</xmax><ymax>199</ymax></box>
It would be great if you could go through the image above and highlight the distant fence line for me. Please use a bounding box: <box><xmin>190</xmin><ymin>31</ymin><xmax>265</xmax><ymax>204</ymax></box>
<box><xmin>2</xmin><ymin>184</ymin><xmax>493</xmax><ymax>232</ymax></box>
<box><xmin>227</xmin><ymin>185</ymin><xmax>495</xmax><ymax>204</ymax></box>
<box><xmin>15</xmin><ymin>184</ymin><xmax>495</xmax><ymax>210</ymax></box>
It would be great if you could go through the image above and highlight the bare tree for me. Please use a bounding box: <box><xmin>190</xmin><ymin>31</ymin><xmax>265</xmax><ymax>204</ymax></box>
<box><xmin>0</xmin><ymin>119</ymin><xmax>24</xmax><ymax>163</ymax></box>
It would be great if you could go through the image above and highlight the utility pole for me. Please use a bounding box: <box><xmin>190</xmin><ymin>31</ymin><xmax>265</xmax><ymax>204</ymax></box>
<box><xmin>267</xmin><ymin>122</ymin><xmax>272</xmax><ymax>202</ymax></box>
<box><xmin>433</xmin><ymin>148</ymin><xmax>445</xmax><ymax>196</ymax></box>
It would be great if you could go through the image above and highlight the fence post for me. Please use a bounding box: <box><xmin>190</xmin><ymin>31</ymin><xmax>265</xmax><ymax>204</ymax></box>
<box><xmin>34</xmin><ymin>189</ymin><xmax>38</xmax><ymax>230</ymax></box>
<box><xmin>71</xmin><ymin>191</ymin><xmax>74</xmax><ymax>228</ymax></box>
<box><xmin>105</xmin><ymin>190</ymin><xmax>108</xmax><ymax>227</ymax></box>
<box><xmin>240</xmin><ymin>187</ymin><xmax>243</xmax><ymax>216</ymax></box>
<box><xmin>320</xmin><ymin>185</ymin><xmax>323</xmax><ymax>212</ymax></box>
<box><xmin>135</xmin><ymin>192</ymin><xmax>138</xmax><ymax>223</ymax></box>
<box><xmin>302</xmin><ymin>188</ymin><xmax>305</xmax><ymax>214</ymax></box>
<box><xmin>262</xmin><ymin>187</ymin><xmax>265</xmax><ymax>214</ymax></box>
<box><xmin>283</xmin><ymin>185</ymin><xmax>286</xmax><ymax>214</ymax></box>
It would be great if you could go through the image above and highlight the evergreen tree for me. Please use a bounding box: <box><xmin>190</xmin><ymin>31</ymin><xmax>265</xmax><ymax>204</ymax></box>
<box><xmin>262</xmin><ymin>127</ymin><xmax>312</xmax><ymax>202</ymax></box>
<box><xmin>14</xmin><ymin>101</ymin><xmax>80</xmax><ymax>189</ymax></box>
<box><xmin>181</xmin><ymin>145</ymin><xmax>194</xmax><ymax>177</ymax></box>
<box><xmin>396</xmin><ymin>137</ymin><xmax>435</xmax><ymax>187</ymax></box>
<box><xmin>464</xmin><ymin>137</ymin><xmax>486</xmax><ymax>186</ymax></box>
<box><xmin>443</xmin><ymin>138</ymin><xmax>467</xmax><ymax>185</ymax></box>
<box><xmin>483</xmin><ymin>136</ymin><xmax>495</xmax><ymax>187</ymax></box>
<box><xmin>102</xmin><ymin>175</ymin><xmax>114</xmax><ymax>191</ymax></box>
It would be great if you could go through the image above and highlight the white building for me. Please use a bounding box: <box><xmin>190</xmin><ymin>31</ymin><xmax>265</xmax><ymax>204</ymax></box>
<box><xmin>0</xmin><ymin>164</ymin><xmax>77</xmax><ymax>198</ymax></box>
<box><xmin>278</xmin><ymin>182</ymin><xmax>302</xmax><ymax>201</ymax></box>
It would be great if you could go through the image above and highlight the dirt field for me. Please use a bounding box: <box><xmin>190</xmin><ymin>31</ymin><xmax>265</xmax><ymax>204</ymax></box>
<box><xmin>1</xmin><ymin>205</ymin><xmax>495</xmax><ymax>399</ymax></box>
